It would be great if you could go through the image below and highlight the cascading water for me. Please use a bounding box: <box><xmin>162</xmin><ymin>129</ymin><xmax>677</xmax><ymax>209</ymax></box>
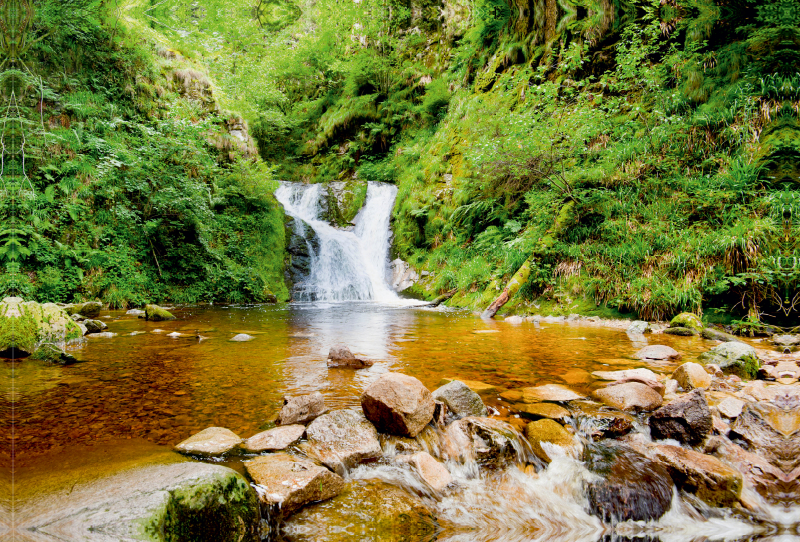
<box><xmin>275</xmin><ymin>181</ymin><xmax>402</xmax><ymax>302</ymax></box>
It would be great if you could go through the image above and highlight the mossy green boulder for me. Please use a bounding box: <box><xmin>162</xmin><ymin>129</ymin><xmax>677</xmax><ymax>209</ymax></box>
<box><xmin>65</xmin><ymin>301</ymin><xmax>103</xmax><ymax>318</ymax></box>
<box><xmin>699</xmin><ymin>342</ymin><xmax>760</xmax><ymax>379</ymax></box>
<box><xmin>669</xmin><ymin>312</ymin><xmax>704</xmax><ymax>332</ymax></box>
<box><xmin>0</xmin><ymin>297</ymin><xmax>84</xmax><ymax>360</ymax></box>
<box><xmin>145</xmin><ymin>304</ymin><xmax>176</xmax><ymax>321</ymax></box>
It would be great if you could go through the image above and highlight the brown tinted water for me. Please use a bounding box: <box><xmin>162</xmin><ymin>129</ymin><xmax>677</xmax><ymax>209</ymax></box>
<box><xmin>7</xmin><ymin>303</ymin><xmax>719</xmax><ymax>467</ymax></box>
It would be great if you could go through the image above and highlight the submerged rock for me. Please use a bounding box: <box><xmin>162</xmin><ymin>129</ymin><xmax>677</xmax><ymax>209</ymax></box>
<box><xmin>281</xmin><ymin>479</ymin><xmax>436</xmax><ymax>542</ymax></box>
<box><xmin>175</xmin><ymin>427</ymin><xmax>242</xmax><ymax>456</ymax></box>
<box><xmin>633</xmin><ymin>345</ymin><xmax>681</xmax><ymax>361</ymax></box>
<box><xmin>593</xmin><ymin>382</ymin><xmax>663</xmax><ymax>412</ymax></box>
<box><xmin>700</xmin><ymin>342</ymin><xmax>759</xmax><ymax>378</ymax></box>
<box><xmin>242</xmin><ymin>425</ymin><xmax>305</xmax><ymax>453</ymax></box>
<box><xmin>652</xmin><ymin>444</ymin><xmax>743</xmax><ymax>507</ymax></box>
<box><xmin>524</xmin><ymin>419</ymin><xmax>575</xmax><ymax>462</ymax></box>
<box><xmin>246</xmin><ymin>453</ymin><xmax>344</xmax><ymax>516</ymax></box>
<box><xmin>306</xmin><ymin>409</ymin><xmax>381</xmax><ymax>474</ymax></box>
<box><xmin>14</xmin><ymin>462</ymin><xmax>259</xmax><ymax>542</ymax></box>
<box><xmin>443</xmin><ymin>416</ymin><xmax>526</xmax><ymax>466</ymax></box>
<box><xmin>432</xmin><ymin>380</ymin><xmax>487</xmax><ymax>419</ymax></box>
<box><xmin>672</xmin><ymin>362</ymin><xmax>712</xmax><ymax>391</ymax></box>
<box><xmin>664</xmin><ymin>327</ymin><xmax>696</xmax><ymax>336</ymax></box>
<box><xmin>361</xmin><ymin>373</ymin><xmax>435</xmax><ymax>437</ymax></box>
<box><xmin>584</xmin><ymin>442</ymin><xmax>673</xmax><ymax>522</ymax></box>
<box><xmin>518</xmin><ymin>384</ymin><xmax>583</xmax><ymax>403</ymax></box>
<box><xmin>438</xmin><ymin>378</ymin><xmax>497</xmax><ymax>393</ymax></box>
<box><xmin>277</xmin><ymin>392</ymin><xmax>326</xmax><ymax>425</ymax></box>
<box><xmin>649</xmin><ymin>389</ymin><xmax>712</xmax><ymax>445</ymax></box>
<box><xmin>230</xmin><ymin>333</ymin><xmax>254</xmax><ymax>342</ymax></box>
<box><xmin>144</xmin><ymin>304</ymin><xmax>176</xmax><ymax>321</ymax></box>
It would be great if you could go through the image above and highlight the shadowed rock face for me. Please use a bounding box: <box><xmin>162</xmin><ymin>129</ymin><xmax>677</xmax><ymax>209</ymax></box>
<box><xmin>649</xmin><ymin>389</ymin><xmax>713</xmax><ymax>446</ymax></box>
<box><xmin>731</xmin><ymin>396</ymin><xmax>800</xmax><ymax>475</ymax></box>
<box><xmin>584</xmin><ymin>443</ymin><xmax>674</xmax><ymax>522</ymax></box>
<box><xmin>361</xmin><ymin>373</ymin><xmax>435</xmax><ymax>437</ymax></box>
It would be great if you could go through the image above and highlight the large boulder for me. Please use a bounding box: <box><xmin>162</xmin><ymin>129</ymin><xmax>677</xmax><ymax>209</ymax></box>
<box><xmin>144</xmin><ymin>304</ymin><xmax>176</xmax><ymax>321</ymax></box>
<box><xmin>327</xmin><ymin>344</ymin><xmax>373</xmax><ymax>369</ymax></box>
<box><xmin>241</xmin><ymin>425</ymin><xmax>305</xmax><ymax>453</ymax></box>
<box><xmin>14</xmin><ymin>462</ymin><xmax>259</xmax><ymax>542</ymax></box>
<box><xmin>584</xmin><ymin>442</ymin><xmax>673</xmax><ymax>522</ymax></box>
<box><xmin>652</xmin><ymin>444</ymin><xmax>743</xmax><ymax>507</ymax></box>
<box><xmin>361</xmin><ymin>373</ymin><xmax>435</xmax><ymax>437</ymax></box>
<box><xmin>700</xmin><ymin>342</ymin><xmax>759</xmax><ymax>378</ymax></box>
<box><xmin>672</xmin><ymin>362</ymin><xmax>712</xmax><ymax>391</ymax></box>
<box><xmin>670</xmin><ymin>312</ymin><xmax>703</xmax><ymax>331</ymax></box>
<box><xmin>442</xmin><ymin>416</ymin><xmax>526</xmax><ymax>466</ymax></box>
<box><xmin>633</xmin><ymin>345</ymin><xmax>681</xmax><ymax>361</ymax></box>
<box><xmin>65</xmin><ymin>301</ymin><xmax>103</xmax><ymax>318</ymax></box>
<box><xmin>593</xmin><ymin>382</ymin><xmax>663</xmax><ymax>412</ymax></box>
<box><xmin>0</xmin><ymin>297</ymin><xmax>84</xmax><ymax>360</ymax></box>
<box><xmin>245</xmin><ymin>453</ymin><xmax>344</xmax><ymax>516</ymax></box>
<box><xmin>281</xmin><ymin>479</ymin><xmax>437</xmax><ymax>542</ymax></box>
<box><xmin>701</xmin><ymin>328</ymin><xmax>740</xmax><ymax>342</ymax></box>
<box><xmin>83</xmin><ymin>319</ymin><xmax>109</xmax><ymax>334</ymax></box>
<box><xmin>306</xmin><ymin>409</ymin><xmax>382</xmax><ymax>474</ymax></box>
<box><xmin>175</xmin><ymin>427</ymin><xmax>242</xmax><ymax>456</ymax></box>
<box><xmin>431</xmin><ymin>380</ymin><xmax>487</xmax><ymax>419</ymax></box>
<box><xmin>648</xmin><ymin>389</ymin><xmax>712</xmax><ymax>445</ymax></box>
<box><xmin>524</xmin><ymin>419</ymin><xmax>575</xmax><ymax>462</ymax></box>
<box><xmin>277</xmin><ymin>392</ymin><xmax>326</xmax><ymax>425</ymax></box>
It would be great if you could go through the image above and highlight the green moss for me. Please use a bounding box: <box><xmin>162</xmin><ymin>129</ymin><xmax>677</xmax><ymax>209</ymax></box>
<box><xmin>145</xmin><ymin>304</ymin><xmax>176</xmax><ymax>321</ymax></box>
<box><xmin>670</xmin><ymin>312</ymin><xmax>704</xmax><ymax>331</ymax></box>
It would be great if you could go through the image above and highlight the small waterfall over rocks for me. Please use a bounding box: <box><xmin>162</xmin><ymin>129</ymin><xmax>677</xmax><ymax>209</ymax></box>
<box><xmin>276</xmin><ymin>181</ymin><xmax>401</xmax><ymax>302</ymax></box>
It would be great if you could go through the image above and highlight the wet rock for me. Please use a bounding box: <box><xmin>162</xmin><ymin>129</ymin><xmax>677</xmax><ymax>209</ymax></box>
<box><xmin>649</xmin><ymin>389</ymin><xmax>712</xmax><ymax>445</ymax></box>
<box><xmin>361</xmin><ymin>373</ymin><xmax>435</xmax><ymax>437</ymax></box>
<box><xmin>70</xmin><ymin>313</ymin><xmax>84</xmax><ymax>322</ymax></box>
<box><xmin>431</xmin><ymin>380</ymin><xmax>487</xmax><ymax>419</ymax></box>
<box><xmin>594</xmin><ymin>382</ymin><xmax>663</xmax><ymax>412</ymax></box>
<box><xmin>626</xmin><ymin>320</ymin><xmax>651</xmax><ymax>334</ymax></box>
<box><xmin>14</xmin><ymin>462</ymin><xmax>259</xmax><ymax>542</ymax></box>
<box><xmin>126</xmin><ymin>308</ymin><xmax>145</xmax><ymax>315</ymax></box>
<box><xmin>573</xmin><ymin>402</ymin><xmax>635</xmax><ymax>438</ymax></box>
<box><xmin>230</xmin><ymin>333</ymin><xmax>254</xmax><ymax>342</ymax></box>
<box><xmin>390</xmin><ymin>258</ymin><xmax>420</xmax><ymax>292</ymax></box>
<box><xmin>175</xmin><ymin>427</ymin><xmax>242</xmax><ymax>456</ymax></box>
<box><xmin>144</xmin><ymin>304</ymin><xmax>176</xmax><ymax>321</ymax></box>
<box><xmin>66</xmin><ymin>301</ymin><xmax>103</xmax><ymax>318</ymax></box>
<box><xmin>514</xmin><ymin>402</ymin><xmax>571</xmax><ymax>422</ymax></box>
<box><xmin>245</xmin><ymin>453</ymin><xmax>344</xmax><ymax>516</ymax></box>
<box><xmin>670</xmin><ymin>312</ymin><xmax>703</xmax><ymax>331</ymax></box>
<box><xmin>83</xmin><ymin>319</ymin><xmax>108</xmax><ymax>334</ymax></box>
<box><xmin>380</xmin><ymin>434</ymin><xmax>423</xmax><ymax>454</ymax></box>
<box><xmin>518</xmin><ymin>384</ymin><xmax>583</xmax><ymax>403</ymax></box>
<box><xmin>634</xmin><ymin>345</ymin><xmax>681</xmax><ymax>361</ymax></box>
<box><xmin>672</xmin><ymin>362</ymin><xmax>712</xmax><ymax>391</ymax></box>
<box><xmin>730</xmin><ymin>402</ymin><xmax>800</xmax><ymax>473</ymax></box>
<box><xmin>652</xmin><ymin>444</ymin><xmax>743</xmax><ymax>507</ymax></box>
<box><xmin>87</xmin><ymin>331</ymin><xmax>117</xmax><ymax>338</ymax></box>
<box><xmin>403</xmin><ymin>451</ymin><xmax>452</xmax><ymax>491</ymax></box>
<box><xmin>664</xmin><ymin>378</ymin><xmax>678</xmax><ymax>395</ymax></box>
<box><xmin>438</xmin><ymin>377</ymin><xmax>497</xmax><ymax>393</ymax></box>
<box><xmin>607</xmin><ymin>377</ymin><xmax>665</xmax><ymax>397</ymax></box>
<box><xmin>584</xmin><ymin>442</ymin><xmax>673</xmax><ymax>522</ymax></box>
<box><xmin>281</xmin><ymin>479</ymin><xmax>436</xmax><ymax>542</ymax></box>
<box><xmin>306</xmin><ymin>409</ymin><xmax>381</xmax><ymax>474</ymax></box>
<box><xmin>716</xmin><ymin>397</ymin><xmax>745</xmax><ymax>419</ymax></box>
<box><xmin>285</xmin><ymin>216</ymin><xmax>320</xmax><ymax>288</ymax></box>
<box><xmin>700</xmin><ymin>342</ymin><xmax>759</xmax><ymax>378</ymax></box>
<box><xmin>504</xmin><ymin>315</ymin><xmax>524</xmax><ymax>324</ymax></box>
<box><xmin>277</xmin><ymin>392</ymin><xmax>326</xmax><ymax>425</ymax></box>
<box><xmin>524</xmin><ymin>419</ymin><xmax>575</xmax><ymax>462</ymax></box>
<box><xmin>443</xmin><ymin>416</ymin><xmax>525</xmax><ymax>466</ymax></box>
<box><xmin>704</xmin><ymin>363</ymin><xmax>724</xmax><ymax>378</ymax></box>
<box><xmin>242</xmin><ymin>425</ymin><xmax>305</xmax><ymax>453</ymax></box>
<box><xmin>664</xmin><ymin>327</ymin><xmax>696</xmax><ymax>336</ymax></box>
<box><xmin>592</xmin><ymin>368</ymin><xmax>658</xmax><ymax>381</ymax></box>
<box><xmin>327</xmin><ymin>344</ymin><xmax>373</xmax><ymax>368</ymax></box>
<box><xmin>701</xmin><ymin>328</ymin><xmax>740</xmax><ymax>342</ymax></box>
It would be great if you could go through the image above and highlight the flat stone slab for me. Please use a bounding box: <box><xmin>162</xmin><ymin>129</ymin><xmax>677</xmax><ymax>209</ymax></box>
<box><xmin>716</xmin><ymin>397</ymin><xmax>745</xmax><ymax>419</ymax></box>
<box><xmin>520</xmin><ymin>384</ymin><xmax>583</xmax><ymax>403</ymax></box>
<box><xmin>593</xmin><ymin>382</ymin><xmax>663</xmax><ymax>412</ymax></box>
<box><xmin>437</xmin><ymin>378</ymin><xmax>497</xmax><ymax>393</ymax></box>
<box><xmin>306</xmin><ymin>410</ymin><xmax>382</xmax><ymax>475</ymax></box>
<box><xmin>175</xmin><ymin>427</ymin><xmax>242</xmax><ymax>456</ymax></box>
<box><xmin>514</xmin><ymin>402</ymin><xmax>571</xmax><ymax>422</ymax></box>
<box><xmin>242</xmin><ymin>425</ymin><xmax>305</xmax><ymax>453</ymax></box>
<box><xmin>277</xmin><ymin>392</ymin><xmax>326</xmax><ymax>425</ymax></box>
<box><xmin>398</xmin><ymin>451</ymin><xmax>452</xmax><ymax>491</ymax></box>
<box><xmin>634</xmin><ymin>345</ymin><xmax>681</xmax><ymax>361</ymax></box>
<box><xmin>592</xmin><ymin>368</ymin><xmax>659</xmax><ymax>381</ymax></box>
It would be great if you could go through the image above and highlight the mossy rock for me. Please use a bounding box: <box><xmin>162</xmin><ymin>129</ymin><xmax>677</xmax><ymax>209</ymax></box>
<box><xmin>664</xmin><ymin>327</ymin><xmax>697</xmax><ymax>336</ymax></box>
<box><xmin>145</xmin><ymin>304</ymin><xmax>176</xmax><ymax>321</ymax></box>
<box><xmin>0</xmin><ymin>297</ymin><xmax>83</xmax><ymax>359</ymax></box>
<box><xmin>669</xmin><ymin>312</ymin><xmax>703</xmax><ymax>331</ymax></box>
<box><xmin>699</xmin><ymin>342</ymin><xmax>760</xmax><ymax>379</ymax></box>
<box><xmin>65</xmin><ymin>301</ymin><xmax>103</xmax><ymax>318</ymax></box>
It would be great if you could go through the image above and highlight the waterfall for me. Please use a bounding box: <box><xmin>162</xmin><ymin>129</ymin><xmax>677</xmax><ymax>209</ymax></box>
<box><xmin>275</xmin><ymin>181</ymin><xmax>401</xmax><ymax>302</ymax></box>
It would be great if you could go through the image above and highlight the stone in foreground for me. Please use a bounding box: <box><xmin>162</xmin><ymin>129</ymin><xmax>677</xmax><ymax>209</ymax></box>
<box><xmin>652</xmin><ymin>444</ymin><xmax>743</xmax><ymax>507</ymax></box>
<box><xmin>525</xmin><ymin>419</ymin><xmax>575</xmax><ymax>462</ymax></box>
<box><xmin>242</xmin><ymin>425</ymin><xmax>305</xmax><ymax>453</ymax></box>
<box><xmin>277</xmin><ymin>392</ymin><xmax>326</xmax><ymax>425</ymax></box>
<box><xmin>361</xmin><ymin>372</ymin><xmax>435</xmax><ymax>437</ymax></box>
<box><xmin>716</xmin><ymin>397</ymin><xmax>745</xmax><ymax>419</ymax></box>
<box><xmin>84</xmin><ymin>319</ymin><xmax>108</xmax><ymax>333</ymax></box>
<box><xmin>306</xmin><ymin>409</ymin><xmax>381</xmax><ymax>474</ymax></box>
<box><xmin>633</xmin><ymin>345</ymin><xmax>681</xmax><ymax>361</ymax></box>
<box><xmin>593</xmin><ymin>382</ymin><xmax>663</xmax><ymax>412</ymax></box>
<box><xmin>432</xmin><ymin>380</ymin><xmax>487</xmax><ymax>419</ymax></box>
<box><xmin>443</xmin><ymin>417</ymin><xmax>523</xmax><ymax>466</ymax></box>
<box><xmin>15</xmin><ymin>462</ymin><xmax>259</xmax><ymax>542</ymax></box>
<box><xmin>404</xmin><ymin>451</ymin><xmax>452</xmax><ymax>491</ymax></box>
<box><xmin>672</xmin><ymin>362</ymin><xmax>712</xmax><ymax>390</ymax></box>
<box><xmin>245</xmin><ymin>453</ymin><xmax>344</xmax><ymax>516</ymax></box>
<box><xmin>648</xmin><ymin>389</ymin><xmax>712</xmax><ymax>445</ymax></box>
<box><xmin>175</xmin><ymin>427</ymin><xmax>242</xmax><ymax>456</ymax></box>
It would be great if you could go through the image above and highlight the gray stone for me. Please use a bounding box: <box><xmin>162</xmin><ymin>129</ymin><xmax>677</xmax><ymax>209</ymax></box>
<box><xmin>242</xmin><ymin>425</ymin><xmax>305</xmax><ymax>453</ymax></box>
<box><xmin>245</xmin><ymin>453</ymin><xmax>344</xmax><ymax>516</ymax></box>
<box><xmin>277</xmin><ymin>392</ymin><xmax>326</xmax><ymax>425</ymax></box>
<box><xmin>175</xmin><ymin>427</ymin><xmax>242</xmax><ymax>456</ymax></box>
<box><xmin>361</xmin><ymin>373</ymin><xmax>435</xmax><ymax>437</ymax></box>
<box><xmin>431</xmin><ymin>380</ymin><xmax>487</xmax><ymax>419</ymax></box>
<box><xmin>84</xmin><ymin>319</ymin><xmax>108</xmax><ymax>333</ymax></box>
<box><xmin>126</xmin><ymin>308</ymin><xmax>145</xmax><ymax>315</ymax></box>
<box><xmin>626</xmin><ymin>320</ymin><xmax>651</xmax><ymax>334</ymax></box>
<box><xmin>700</xmin><ymin>342</ymin><xmax>759</xmax><ymax>377</ymax></box>
<box><xmin>634</xmin><ymin>345</ymin><xmax>681</xmax><ymax>361</ymax></box>
<box><xmin>701</xmin><ymin>328</ymin><xmax>740</xmax><ymax>342</ymax></box>
<box><xmin>649</xmin><ymin>389</ymin><xmax>712</xmax><ymax>445</ymax></box>
<box><xmin>306</xmin><ymin>409</ymin><xmax>382</xmax><ymax>475</ymax></box>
